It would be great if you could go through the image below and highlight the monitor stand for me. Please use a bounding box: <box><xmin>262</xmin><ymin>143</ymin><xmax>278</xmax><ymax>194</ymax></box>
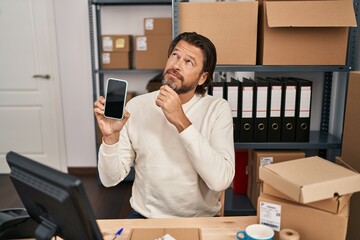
<box><xmin>35</xmin><ymin>219</ymin><xmax>57</xmax><ymax>240</ymax></box>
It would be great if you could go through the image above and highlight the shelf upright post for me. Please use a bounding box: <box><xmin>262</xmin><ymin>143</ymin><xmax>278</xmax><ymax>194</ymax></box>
<box><xmin>95</xmin><ymin>5</ymin><xmax>105</xmax><ymax>96</ymax></box>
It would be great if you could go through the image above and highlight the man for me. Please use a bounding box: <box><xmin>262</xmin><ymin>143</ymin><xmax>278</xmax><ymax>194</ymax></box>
<box><xmin>93</xmin><ymin>32</ymin><xmax>235</xmax><ymax>218</ymax></box>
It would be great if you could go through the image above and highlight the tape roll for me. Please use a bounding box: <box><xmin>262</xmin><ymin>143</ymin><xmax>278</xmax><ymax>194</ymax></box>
<box><xmin>279</xmin><ymin>229</ymin><xmax>300</xmax><ymax>240</ymax></box>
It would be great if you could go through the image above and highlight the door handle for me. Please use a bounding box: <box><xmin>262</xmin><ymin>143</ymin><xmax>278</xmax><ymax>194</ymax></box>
<box><xmin>33</xmin><ymin>74</ymin><xmax>50</xmax><ymax>79</ymax></box>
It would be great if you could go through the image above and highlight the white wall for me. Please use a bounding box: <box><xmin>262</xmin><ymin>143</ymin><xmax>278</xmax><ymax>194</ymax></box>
<box><xmin>53</xmin><ymin>0</ymin><xmax>171</xmax><ymax>167</ymax></box>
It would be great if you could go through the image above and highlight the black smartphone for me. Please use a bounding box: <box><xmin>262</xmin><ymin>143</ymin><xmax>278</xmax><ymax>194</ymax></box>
<box><xmin>104</xmin><ymin>78</ymin><xmax>128</xmax><ymax>120</ymax></box>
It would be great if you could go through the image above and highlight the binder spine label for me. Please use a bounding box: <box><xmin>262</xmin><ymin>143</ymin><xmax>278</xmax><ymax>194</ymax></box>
<box><xmin>212</xmin><ymin>86</ymin><xmax>223</xmax><ymax>99</ymax></box>
<box><xmin>228</xmin><ymin>86</ymin><xmax>238</xmax><ymax>118</ymax></box>
<box><xmin>285</xmin><ymin>86</ymin><xmax>296</xmax><ymax>117</ymax></box>
<box><xmin>242</xmin><ymin>86</ymin><xmax>253</xmax><ymax>118</ymax></box>
<box><xmin>270</xmin><ymin>86</ymin><xmax>282</xmax><ymax>117</ymax></box>
<box><xmin>300</xmin><ymin>86</ymin><xmax>311</xmax><ymax>118</ymax></box>
<box><xmin>256</xmin><ymin>86</ymin><xmax>268</xmax><ymax>118</ymax></box>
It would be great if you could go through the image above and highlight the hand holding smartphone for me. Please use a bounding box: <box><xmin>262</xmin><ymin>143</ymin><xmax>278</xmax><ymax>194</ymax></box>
<box><xmin>104</xmin><ymin>78</ymin><xmax>128</xmax><ymax>120</ymax></box>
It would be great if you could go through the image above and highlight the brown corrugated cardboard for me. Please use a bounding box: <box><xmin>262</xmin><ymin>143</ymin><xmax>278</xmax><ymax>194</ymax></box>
<box><xmin>101</xmin><ymin>52</ymin><xmax>131</xmax><ymax>69</ymax></box>
<box><xmin>144</xmin><ymin>18</ymin><xmax>172</xmax><ymax>36</ymax></box>
<box><xmin>259</xmin><ymin>156</ymin><xmax>360</xmax><ymax>203</ymax></box>
<box><xmin>263</xmin><ymin>182</ymin><xmax>351</xmax><ymax>214</ymax></box>
<box><xmin>341</xmin><ymin>72</ymin><xmax>360</xmax><ymax>170</ymax></box>
<box><xmin>258</xmin><ymin>0</ymin><xmax>357</xmax><ymax>65</ymax></box>
<box><xmin>258</xmin><ymin>193</ymin><xmax>349</xmax><ymax>240</ymax></box>
<box><xmin>336</xmin><ymin>156</ymin><xmax>360</xmax><ymax>239</ymax></box>
<box><xmin>128</xmin><ymin>228</ymin><xmax>201</xmax><ymax>240</ymax></box>
<box><xmin>250</xmin><ymin>150</ymin><xmax>306</xmax><ymax>184</ymax></box>
<box><xmin>134</xmin><ymin>35</ymin><xmax>171</xmax><ymax>70</ymax></box>
<box><xmin>102</xmin><ymin>35</ymin><xmax>132</xmax><ymax>52</ymax></box>
<box><xmin>180</xmin><ymin>1</ymin><xmax>258</xmax><ymax>65</ymax></box>
<box><xmin>247</xmin><ymin>150</ymin><xmax>305</xmax><ymax>209</ymax></box>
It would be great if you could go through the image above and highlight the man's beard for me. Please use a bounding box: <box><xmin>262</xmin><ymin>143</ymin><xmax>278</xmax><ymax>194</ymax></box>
<box><xmin>162</xmin><ymin>69</ymin><xmax>198</xmax><ymax>94</ymax></box>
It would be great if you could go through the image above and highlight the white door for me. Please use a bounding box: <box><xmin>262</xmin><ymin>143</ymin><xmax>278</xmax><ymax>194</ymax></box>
<box><xmin>0</xmin><ymin>0</ymin><xmax>67</xmax><ymax>173</ymax></box>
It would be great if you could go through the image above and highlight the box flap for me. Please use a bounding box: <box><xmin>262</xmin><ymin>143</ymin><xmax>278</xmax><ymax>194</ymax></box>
<box><xmin>266</xmin><ymin>1</ymin><xmax>357</xmax><ymax>27</ymax></box>
<box><xmin>259</xmin><ymin>156</ymin><xmax>360</xmax><ymax>203</ymax></box>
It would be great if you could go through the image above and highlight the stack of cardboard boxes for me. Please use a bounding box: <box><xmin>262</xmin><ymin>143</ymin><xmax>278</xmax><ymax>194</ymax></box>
<box><xmin>247</xmin><ymin>150</ymin><xmax>305</xmax><ymax>208</ymax></box>
<box><xmin>257</xmin><ymin>156</ymin><xmax>360</xmax><ymax>240</ymax></box>
<box><xmin>101</xmin><ymin>35</ymin><xmax>132</xmax><ymax>69</ymax></box>
<box><xmin>134</xmin><ymin>18</ymin><xmax>172</xmax><ymax>69</ymax></box>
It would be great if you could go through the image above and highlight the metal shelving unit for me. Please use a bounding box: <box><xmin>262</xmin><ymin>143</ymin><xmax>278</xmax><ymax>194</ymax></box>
<box><xmin>172</xmin><ymin>0</ymin><xmax>359</xmax><ymax>154</ymax></box>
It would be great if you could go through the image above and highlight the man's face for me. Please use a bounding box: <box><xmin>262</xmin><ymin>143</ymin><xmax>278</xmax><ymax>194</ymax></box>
<box><xmin>163</xmin><ymin>40</ymin><xmax>208</xmax><ymax>94</ymax></box>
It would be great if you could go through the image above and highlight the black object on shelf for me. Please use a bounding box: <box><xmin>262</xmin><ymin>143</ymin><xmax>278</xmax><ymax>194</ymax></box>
<box><xmin>224</xmin><ymin>188</ymin><xmax>256</xmax><ymax>216</ymax></box>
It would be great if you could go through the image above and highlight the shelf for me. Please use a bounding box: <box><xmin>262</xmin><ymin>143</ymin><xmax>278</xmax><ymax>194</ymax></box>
<box><xmin>215</xmin><ymin>65</ymin><xmax>351</xmax><ymax>72</ymax></box>
<box><xmin>224</xmin><ymin>188</ymin><xmax>256</xmax><ymax>216</ymax></box>
<box><xmin>234</xmin><ymin>131</ymin><xmax>341</xmax><ymax>149</ymax></box>
<box><xmin>96</xmin><ymin>69</ymin><xmax>163</xmax><ymax>74</ymax></box>
<box><xmin>90</xmin><ymin>0</ymin><xmax>171</xmax><ymax>5</ymax></box>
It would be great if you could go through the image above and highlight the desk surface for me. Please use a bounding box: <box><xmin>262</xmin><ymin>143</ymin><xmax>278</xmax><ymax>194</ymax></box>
<box><xmin>98</xmin><ymin>216</ymin><xmax>257</xmax><ymax>240</ymax></box>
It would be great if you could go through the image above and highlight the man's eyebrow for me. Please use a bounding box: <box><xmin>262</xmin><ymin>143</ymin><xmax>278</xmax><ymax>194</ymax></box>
<box><xmin>173</xmin><ymin>47</ymin><xmax>198</xmax><ymax>63</ymax></box>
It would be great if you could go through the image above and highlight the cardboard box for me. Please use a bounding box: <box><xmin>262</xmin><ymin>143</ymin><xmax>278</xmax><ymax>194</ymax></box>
<box><xmin>341</xmin><ymin>72</ymin><xmax>360</xmax><ymax>170</ymax></box>
<box><xmin>259</xmin><ymin>156</ymin><xmax>360</xmax><ymax>204</ymax></box>
<box><xmin>258</xmin><ymin>193</ymin><xmax>349</xmax><ymax>240</ymax></box>
<box><xmin>144</xmin><ymin>18</ymin><xmax>172</xmax><ymax>36</ymax></box>
<box><xmin>336</xmin><ymin>156</ymin><xmax>360</xmax><ymax>240</ymax></box>
<box><xmin>258</xmin><ymin>0</ymin><xmax>357</xmax><ymax>65</ymax></box>
<box><xmin>102</xmin><ymin>35</ymin><xmax>132</xmax><ymax>52</ymax></box>
<box><xmin>180</xmin><ymin>1</ymin><xmax>258</xmax><ymax>65</ymax></box>
<box><xmin>247</xmin><ymin>150</ymin><xmax>305</xmax><ymax>208</ymax></box>
<box><xmin>263</xmin><ymin>182</ymin><xmax>351</xmax><ymax>214</ymax></box>
<box><xmin>134</xmin><ymin>35</ymin><xmax>171</xmax><ymax>70</ymax></box>
<box><xmin>128</xmin><ymin>228</ymin><xmax>201</xmax><ymax>240</ymax></box>
<box><xmin>101</xmin><ymin>52</ymin><xmax>131</xmax><ymax>69</ymax></box>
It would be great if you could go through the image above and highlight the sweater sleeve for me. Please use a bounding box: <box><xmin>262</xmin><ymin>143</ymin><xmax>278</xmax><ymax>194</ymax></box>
<box><xmin>97</xmin><ymin>125</ymin><xmax>135</xmax><ymax>187</ymax></box>
<box><xmin>179</xmin><ymin>100</ymin><xmax>235</xmax><ymax>192</ymax></box>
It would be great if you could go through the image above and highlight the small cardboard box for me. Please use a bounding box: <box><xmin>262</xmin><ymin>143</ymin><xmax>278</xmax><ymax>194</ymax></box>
<box><xmin>262</xmin><ymin>182</ymin><xmax>351</xmax><ymax>214</ymax></box>
<box><xmin>144</xmin><ymin>18</ymin><xmax>172</xmax><ymax>36</ymax></box>
<box><xmin>180</xmin><ymin>1</ymin><xmax>258</xmax><ymax>65</ymax></box>
<box><xmin>101</xmin><ymin>52</ymin><xmax>131</xmax><ymax>69</ymax></box>
<box><xmin>258</xmin><ymin>193</ymin><xmax>349</xmax><ymax>240</ymax></box>
<box><xmin>259</xmin><ymin>156</ymin><xmax>360</xmax><ymax>204</ymax></box>
<box><xmin>258</xmin><ymin>0</ymin><xmax>357</xmax><ymax>65</ymax></box>
<box><xmin>247</xmin><ymin>150</ymin><xmax>305</xmax><ymax>208</ymax></box>
<box><xmin>102</xmin><ymin>35</ymin><xmax>132</xmax><ymax>52</ymax></box>
<box><xmin>128</xmin><ymin>228</ymin><xmax>201</xmax><ymax>240</ymax></box>
<box><xmin>134</xmin><ymin>35</ymin><xmax>171</xmax><ymax>70</ymax></box>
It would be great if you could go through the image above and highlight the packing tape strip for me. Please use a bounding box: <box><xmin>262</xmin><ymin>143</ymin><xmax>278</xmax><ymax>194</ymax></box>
<box><xmin>279</xmin><ymin>228</ymin><xmax>300</xmax><ymax>240</ymax></box>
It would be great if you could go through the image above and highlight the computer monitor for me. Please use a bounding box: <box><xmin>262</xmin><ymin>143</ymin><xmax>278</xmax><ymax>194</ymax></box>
<box><xmin>6</xmin><ymin>151</ymin><xmax>103</xmax><ymax>240</ymax></box>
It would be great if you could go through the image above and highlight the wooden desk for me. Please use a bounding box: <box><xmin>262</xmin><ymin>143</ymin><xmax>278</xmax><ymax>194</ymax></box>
<box><xmin>97</xmin><ymin>216</ymin><xmax>257</xmax><ymax>240</ymax></box>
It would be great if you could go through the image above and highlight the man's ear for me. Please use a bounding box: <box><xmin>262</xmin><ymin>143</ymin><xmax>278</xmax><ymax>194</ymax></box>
<box><xmin>199</xmin><ymin>72</ymin><xmax>208</xmax><ymax>86</ymax></box>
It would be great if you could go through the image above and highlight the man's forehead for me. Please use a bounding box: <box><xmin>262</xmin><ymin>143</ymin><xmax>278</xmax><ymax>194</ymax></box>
<box><xmin>173</xmin><ymin>40</ymin><xmax>204</xmax><ymax>59</ymax></box>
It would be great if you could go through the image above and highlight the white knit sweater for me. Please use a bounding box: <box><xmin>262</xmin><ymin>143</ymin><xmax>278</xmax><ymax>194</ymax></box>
<box><xmin>98</xmin><ymin>90</ymin><xmax>235</xmax><ymax>218</ymax></box>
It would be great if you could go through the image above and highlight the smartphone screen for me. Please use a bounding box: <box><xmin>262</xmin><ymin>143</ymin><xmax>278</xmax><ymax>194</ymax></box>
<box><xmin>104</xmin><ymin>78</ymin><xmax>128</xmax><ymax>120</ymax></box>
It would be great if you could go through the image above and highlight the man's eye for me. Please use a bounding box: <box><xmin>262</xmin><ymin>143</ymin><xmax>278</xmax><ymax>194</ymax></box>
<box><xmin>186</xmin><ymin>60</ymin><xmax>193</xmax><ymax>66</ymax></box>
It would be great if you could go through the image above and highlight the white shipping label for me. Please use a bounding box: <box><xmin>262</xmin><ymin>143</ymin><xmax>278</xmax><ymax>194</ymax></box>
<box><xmin>256</xmin><ymin>87</ymin><xmax>268</xmax><ymax>118</ymax></box>
<box><xmin>270</xmin><ymin>86</ymin><xmax>282</xmax><ymax>117</ymax></box>
<box><xmin>259</xmin><ymin>201</ymin><xmax>281</xmax><ymax>232</ymax></box>
<box><xmin>260</xmin><ymin>157</ymin><xmax>273</xmax><ymax>166</ymax></box>
<box><xmin>285</xmin><ymin>86</ymin><xmax>296</xmax><ymax>117</ymax></box>
<box><xmin>242</xmin><ymin>87</ymin><xmax>253</xmax><ymax>118</ymax></box>
<box><xmin>102</xmin><ymin>53</ymin><xmax>110</xmax><ymax>64</ymax></box>
<box><xmin>300</xmin><ymin>86</ymin><xmax>311</xmax><ymax>118</ymax></box>
<box><xmin>145</xmin><ymin>18</ymin><xmax>154</xmax><ymax>30</ymax></box>
<box><xmin>136</xmin><ymin>37</ymin><xmax>147</xmax><ymax>51</ymax></box>
<box><xmin>228</xmin><ymin>86</ymin><xmax>238</xmax><ymax>118</ymax></box>
<box><xmin>102</xmin><ymin>36</ymin><xmax>113</xmax><ymax>52</ymax></box>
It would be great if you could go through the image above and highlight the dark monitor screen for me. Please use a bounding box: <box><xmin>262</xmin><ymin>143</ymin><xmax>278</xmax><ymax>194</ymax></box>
<box><xmin>6</xmin><ymin>151</ymin><xmax>103</xmax><ymax>240</ymax></box>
